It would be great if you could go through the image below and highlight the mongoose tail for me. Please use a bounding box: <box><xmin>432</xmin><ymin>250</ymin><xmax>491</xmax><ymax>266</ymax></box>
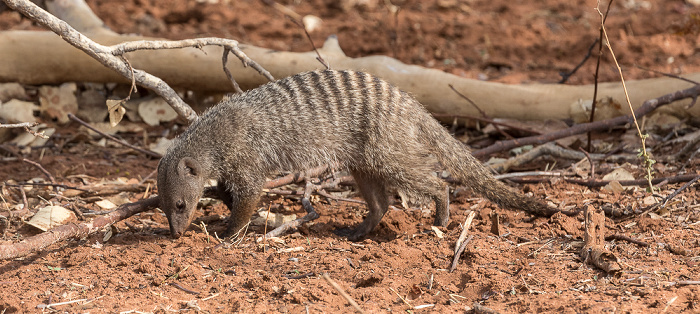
<box><xmin>421</xmin><ymin>116</ymin><xmax>560</xmax><ymax>217</ymax></box>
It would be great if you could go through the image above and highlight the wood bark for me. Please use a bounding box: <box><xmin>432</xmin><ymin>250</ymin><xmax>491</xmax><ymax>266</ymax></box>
<box><xmin>1</xmin><ymin>30</ymin><xmax>699</xmax><ymax>121</ymax></box>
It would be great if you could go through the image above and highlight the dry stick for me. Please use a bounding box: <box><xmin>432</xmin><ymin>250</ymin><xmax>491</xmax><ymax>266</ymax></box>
<box><xmin>448</xmin><ymin>84</ymin><xmax>513</xmax><ymax>139</ymax></box>
<box><xmin>509</xmin><ymin>173</ymin><xmax>700</xmax><ymax>188</ymax></box>
<box><xmin>567</xmin><ymin>173</ymin><xmax>700</xmax><ymax>188</ymax></box>
<box><xmin>558</xmin><ymin>39</ymin><xmax>599</xmax><ymax>84</ymax></box>
<box><xmin>492</xmin><ymin>171</ymin><xmax>563</xmax><ymax>180</ymax></box>
<box><xmin>597</xmin><ymin>1</ymin><xmax>655</xmax><ymax>191</ymax></box>
<box><xmin>0</xmin><ymin>146</ymin><xmax>55</xmax><ymax>184</ymax></box>
<box><xmin>636</xmin><ymin>65</ymin><xmax>700</xmax><ymax>85</ymax></box>
<box><xmin>67</xmin><ymin>113</ymin><xmax>162</xmax><ymax>158</ymax></box>
<box><xmin>264</xmin><ymin>181</ymin><xmax>322</xmax><ymax>238</ymax></box>
<box><xmin>450</xmin><ymin>235</ymin><xmax>474</xmax><ymax>273</ymax></box>
<box><xmin>0</xmin><ymin>196</ymin><xmax>159</xmax><ymax>260</ymax></box>
<box><xmin>0</xmin><ymin>122</ymin><xmax>38</xmax><ymax>129</ymax></box>
<box><xmin>581</xmin><ymin>205</ymin><xmax>621</xmax><ymax>273</ymax></box>
<box><xmin>605</xmin><ymin>234</ymin><xmax>649</xmax><ymax>247</ymax></box>
<box><xmin>629</xmin><ymin>175</ymin><xmax>700</xmax><ymax>220</ymax></box>
<box><xmin>2</xmin><ymin>0</ymin><xmax>193</xmax><ymax>122</ymax></box>
<box><xmin>472</xmin><ymin>83</ymin><xmax>700</xmax><ymax>158</ymax></box>
<box><xmin>263</xmin><ymin>0</ymin><xmax>330</xmax><ymax>69</ymax></box>
<box><xmin>321</xmin><ymin>273</ymin><xmax>365</xmax><ymax>314</ymax></box>
<box><xmin>263</xmin><ymin>166</ymin><xmax>329</xmax><ymax>189</ymax></box>
<box><xmin>222</xmin><ymin>47</ymin><xmax>243</xmax><ymax>94</ymax></box>
<box><xmin>588</xmin><ymin>0</ymin><xmax>613</xmax><ymax>151</ymax></box>
<box><xmin>454</xmin><ymin>210</ymin><xmax>476</xmax><ymax>255</ymax></box>
<box><xmin>659</xmin><ymin>175</ymin><xmax>700</xmax><ymax>208</ymax></box>
<box><xmin>677</xmin><ymin>130</ymin><xmax>700</xmax><ymax>159</ymax></box>
<box><xmin>451</xmin><ymin>212</ymin><xmax>477</xmax><ymax>266</ymax></box>
<box><xmin>3</xmin><ymin>0</ymin><xmax>274</xmax><ymax>123</ymax></box>
<box><xmin>5</xmin><ymin>183</ymin><xmax>90</xmax><ymax>193</ymax></box>
<box><xmin>169</xmin><ymin>282</ymin><xmax>200</xmax><ymax>295</ymax></box>
<box><xmin>488</xmin><ymin>142</ymin><xmax>637</xmax><ymax>174</ymax></box>
<box><xmin>473</xmin><ymin>302</ymin><xmax>501</xmax><ymax>314</ymax></box>
<box><xmin>431</xmin><ymin>113</ymin><xmax>542</xmax><ymax>136</ymax></box>
<box><xmin>578</xmin><ymin>147</ymin><xmax>596</xmax><ymax>179</ymax></box>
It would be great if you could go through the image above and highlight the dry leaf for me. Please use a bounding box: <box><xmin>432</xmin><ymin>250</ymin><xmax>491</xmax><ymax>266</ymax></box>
<box><xmin>106</xmin><ymin>99</ymin><xmax>126</xmax><ymax>127</ymax></box>
<box><xmin>26</xmin><ymin>206</ymin><xmax>76</xmax><ymax>231</ymax></box>
<box><xmin>251</xmin><ymin>209</ymin><xmax>296</xmax><ymax>228</ymax></box>
<box><xmin>603</xmin><ymin>181</ymin><xmax>624</xmax><ymax>194</ymax></box>
<box><xmin>149</xmin><ymin>137</ymin><xmax>173</xmax><ymax>156</ymax></box>
<box><xmin>39</xmin><ymin>83</ymin><xmax>78</xmax><ymax>124</ymax></box>
<box><xmin>302</xmin><ymin>15</ymin><xmax>322</xmax><ymax>33</ymax></box>
<box><xmin>95</xmin><ymin>199</ymin><xmax>117</xmax><ymax>210</ymax></box>
<box><xmin>431</xmin><ymin>226</ymin><xmax>444</xmax><ymax>238</ymax></box>
<box><xmin>138</xmin><ymin>97</ymin><xmax>178</xmax><ymax>126</ymax></box>
<box><xmin>642</xmin><ymin>195</ymin><xmax>657</xmax><ymax>206</ymax></box>
<box><xmin>0</xmin><ymin>83</ymin><xmax>27</xmax><ymax>102</ymax></box>
<box><xmin>570</xmin><ymin>97</ymin><xmax>623</xmax><ymax>123</ymax></box>
<box><xmin>11</xmin><ymin>127</ymin><xmax>54</xmax><ymax>147</ymax></box>
<box><xmin>0</xmin><ymin>99</ymin><xmax>38</xmax><ymax>123</ymax></box>
<box><xmin>602</xmin><ymin>168</ymin><xmax>635</xmax><ymax>181</ymax></box>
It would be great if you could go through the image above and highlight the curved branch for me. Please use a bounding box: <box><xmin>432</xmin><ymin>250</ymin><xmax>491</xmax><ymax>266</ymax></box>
<box><xmin>473</xmin><ymin>84</ymin><xmax>700</xmax><ymax>157</ymax></box>
<box><xmin>0</xmin><ymin>196</ymin><xmax>159</xmax><ymax>260</ymax></box>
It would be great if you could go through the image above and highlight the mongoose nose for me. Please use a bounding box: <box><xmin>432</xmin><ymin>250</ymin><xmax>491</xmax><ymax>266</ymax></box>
<box><xmin>171</xmin><ymin>231</ymin><xmax>182</xmax><ymax>239</ymax></box>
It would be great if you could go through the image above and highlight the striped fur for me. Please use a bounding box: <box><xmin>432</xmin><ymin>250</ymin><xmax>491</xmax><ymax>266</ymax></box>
<box><xmin>157</xmin><ymin>70</ymin><xmax>556</xmax><ymax>240</ymax></box>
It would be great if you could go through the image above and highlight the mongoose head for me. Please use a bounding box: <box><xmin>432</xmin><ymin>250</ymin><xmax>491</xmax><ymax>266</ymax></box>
<box><xmin>157</xmin><ymin>156</ymin><xmax>206</xmax><ymax>238</ymax></box>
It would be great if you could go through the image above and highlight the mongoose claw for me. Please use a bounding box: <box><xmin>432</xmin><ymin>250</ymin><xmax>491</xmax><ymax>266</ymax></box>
<box><xmin>333</xmin><ymin>227</ymin><xmax>367</xmax><ymax>241</ymax></box>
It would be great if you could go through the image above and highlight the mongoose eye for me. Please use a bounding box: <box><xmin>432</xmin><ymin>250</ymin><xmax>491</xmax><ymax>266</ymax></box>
<box><xmin>175</xmin><ymin>200</ymin><xmax>185</xmax><ymax>210</ymax></box>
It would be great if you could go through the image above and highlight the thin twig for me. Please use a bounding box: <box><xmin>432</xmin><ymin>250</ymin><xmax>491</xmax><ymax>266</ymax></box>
<box><xmin>0</xmin><ymin>122</ymin><xmax>38</xmax><ymax>128</ymax></box>
<box><xmin>596</xmin><ymin>0</ymin><xmax>654</xmax><ymax>191</ymax></box>
<box><xmin>0</xmin><ymin>146</ymin><xmax>55</xmax><ymax>183</ymax></box>
<box><xmin>450</xmin><ymin>234</ymin><xmax>474</xmax><ymax>272</ymax></box>
<box><xmin>67</xmin><ymin>113</ymin><xmax>162</xmax><ymax>158</ymax></box>
<box><xmin>169</xmin><ymin>282</ymin><xmax>200</xmax><ymax>295</ymax></box>
<box><xmin>588</xmin><ymin>0</ymin><xmax>613</xmax><ymax>151</ymax></box>
<box><xmin>605</xmin><ymin>234</ymin><xmax>649</xmax><ymax>247</ymax></box>
<box><xmin>448</xmin><ymin>84</ymin><xmax>513</xmax><ymax>139</ymax></box>
<box><xmin>473</xmin><ymin>83</ymin><xmax>700</xmax><ymax>158</ymax></box>
<box><xmin>222</xmin><ymin>47</ymin><xmax>244</xmax><ymax>93</ymax></box>
<box><xmin>578</xmin><ymin>147</ymin><xmax>596</xmax><ymax>179</ymax></box>
<box><xmin>559</xmin><ymin>39</ymin><xmax>599</xmax><ymax>84</ymax></box>
<box><xmin>635</xmin><ymin>65</ymin><xmax>700</xmax><ymax>85</ymax></box>
<box><xmin>322</xmin><ymin>273</ymin><xmax>365</xmax><ymax>314</ymax></box>
<box><xmin>659</xmin><ymin>175</ymin><xmax>700</xmax><ymax>208</ymax></box>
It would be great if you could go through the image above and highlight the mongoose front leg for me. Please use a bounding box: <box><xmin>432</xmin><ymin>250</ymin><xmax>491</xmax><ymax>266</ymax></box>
<box><xmin>218</xmin><ymin>181</ymin><xmax>262</xmax><ymax>239</ymax></box>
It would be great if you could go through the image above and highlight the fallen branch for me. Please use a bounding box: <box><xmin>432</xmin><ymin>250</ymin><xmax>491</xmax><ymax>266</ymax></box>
<box><xmin>507</xmin><ymin>173</ymin><xmax>700</xmax><ymax>188</ymax></box>
<box><xmin>580</xmin><ymin>205</ymin><xmax>621</xmax><ymax>273</ymax></box>
<box><xmin>2</xmin><ymin>0</ymin><xmax>273</xmax><ymax>123</ymax></box>
<box><xmin>2</xmin><ymin>33</ymin><xmax>698</xmax><ymax>122</ymax></box>
<box><xmin>0</xmin><ymin>196</ymin><xmax>159</xmax><ymax>260</ymax></box>
<box><xmin>473</xmin><ymin>83</ymin><xmax>700</xmax><ymax>157</ymax></box>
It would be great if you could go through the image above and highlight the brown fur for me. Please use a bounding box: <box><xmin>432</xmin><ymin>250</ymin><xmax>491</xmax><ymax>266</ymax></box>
<box><xmin>157</xmin><ymin>70</ymin><xmax>558</xmax><ymax>240</ymax></box>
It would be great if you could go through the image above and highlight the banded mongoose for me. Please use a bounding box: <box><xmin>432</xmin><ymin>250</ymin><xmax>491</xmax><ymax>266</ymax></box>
<box><xmin>157</xmin><ymin>69</ymin><xmax>559</xmax><ymax>240</ymax></box>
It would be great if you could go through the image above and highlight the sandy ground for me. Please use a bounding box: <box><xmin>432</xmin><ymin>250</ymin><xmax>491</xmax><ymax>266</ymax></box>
<box><xmin>0</xmin><ymin>0</ymin><xmax>699</xmax><ymax>312</ymax></box>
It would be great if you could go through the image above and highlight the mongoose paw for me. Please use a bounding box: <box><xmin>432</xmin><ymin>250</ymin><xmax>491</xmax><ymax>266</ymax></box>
<box><xmin>333</xmin><ymin>227</ymin><xmax>367</xmax><ymax>242</ymax></box>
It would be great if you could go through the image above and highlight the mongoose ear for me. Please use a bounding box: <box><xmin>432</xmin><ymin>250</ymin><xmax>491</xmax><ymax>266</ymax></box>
<box><xmin>177</xmin><ymin>157</ymin><xmax>201</xmax><ymax>177</ymax></box>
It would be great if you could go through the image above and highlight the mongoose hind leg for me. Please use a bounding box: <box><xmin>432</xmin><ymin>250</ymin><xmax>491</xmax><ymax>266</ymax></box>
<box><xmin>431</xmin><ymin>180</ymin><xmax>450</xmax><ymax>227</ymax></box>
<box><xmin>335</xmin><ymin>170</ymin><xmax>390</xmax><ymax>241</ymax></box>
<box><xmin>393</xmin><ymin>169</ymin><xmax>451</xmax><ymax>227</ymax></box>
